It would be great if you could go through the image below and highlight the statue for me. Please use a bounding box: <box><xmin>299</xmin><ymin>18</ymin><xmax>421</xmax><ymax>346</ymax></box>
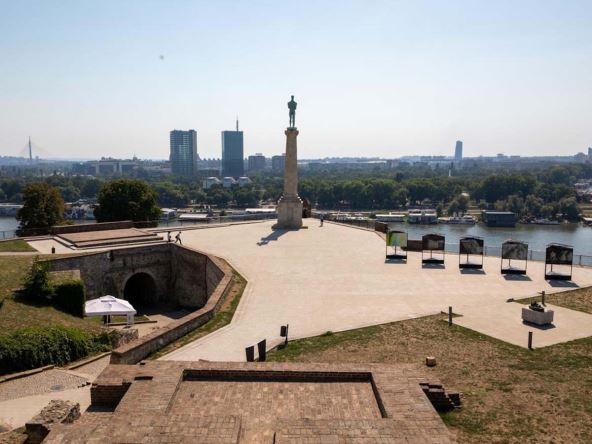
<box><xmin>288</xmin><ymin>95</ymin><xmax>297</xmax><ymax>128</ymax></box>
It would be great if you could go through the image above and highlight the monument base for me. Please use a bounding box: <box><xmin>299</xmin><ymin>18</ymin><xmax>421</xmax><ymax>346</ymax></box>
<box><xmin>275</xmin><ymin>195</ymin><xmax>303</xmax><ymax>230</ymax></box>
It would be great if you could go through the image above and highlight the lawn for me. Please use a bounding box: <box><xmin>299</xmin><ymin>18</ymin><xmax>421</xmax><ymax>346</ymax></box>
<box><xmin>268</xmin><ymin>311</ymin><xmax>592</xmax><ymax>443</ymax></box>
<box><xmin>148</xmin><ymin>268</ymin><xmax>247</xmax><ymax>359</ymax></box>
<box><xmin>0</xmin><ymin>256</ymin><xmax>103</xmax><ymax>335</ymax></box>
<box><xmin>0</xmin><ymin>240</ymin><xmax>36</xmax><ymax>253</ymax></box>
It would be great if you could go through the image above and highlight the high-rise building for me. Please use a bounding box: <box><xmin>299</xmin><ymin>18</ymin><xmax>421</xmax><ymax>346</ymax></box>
<box><xmin>454</xmin><ymin>140</ymin><xmax>463</xmax><ymax>161</ymax></box>
<box><xmin>248</xmin><ymin>153</ymin><xmax>266</xmax><ymax>172</ymax></box>
<box><xmin>272</xmin><ymin>154</ymin><xmax>285</xmax><ymax>172</ymax></box>
<box><xmin>588</xmin><ymin>147</ymin><xmax>592</xmax><ymax>159</ymax></box>
<box><xmin>221</xmin><ymin>121</ymin><xmax>244</xmax><ymax>177</ymax></box>
<box><xmin>170</xmin><ymin>130</ymin><xmax>198</xmax><ymax>176</ymax></box>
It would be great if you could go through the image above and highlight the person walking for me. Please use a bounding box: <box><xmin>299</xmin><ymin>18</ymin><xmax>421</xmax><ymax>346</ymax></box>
<box><xmin>320</xmin><ymin>213</ymin><xmax>324</xmax><ymax>227</ymax></box>
<box><xmin>167</xmin><ymin>231</ymin><xmax>172</xmax><ymax>243</ymax></box>
<box><xmin>175</xmin><ymin>231</ymin><xmax>182</xmax><ymax>245</ymax></box>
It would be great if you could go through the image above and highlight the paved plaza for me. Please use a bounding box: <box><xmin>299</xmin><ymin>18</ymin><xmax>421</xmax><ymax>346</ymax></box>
<box><xmin>160</xmin><ymin>221</ymin><xmax>592</xmax><ymax>362</ymax></box>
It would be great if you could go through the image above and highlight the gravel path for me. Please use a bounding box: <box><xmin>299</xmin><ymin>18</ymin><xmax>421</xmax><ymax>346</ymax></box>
<box><xmin>0</xmin><ymin>370</ymin><xmax>88</xmax><ymax>402</ymax></box>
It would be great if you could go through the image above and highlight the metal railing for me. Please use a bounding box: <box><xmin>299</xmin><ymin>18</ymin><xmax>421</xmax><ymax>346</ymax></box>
<box><xmin>0</xmin><ymin>230</ymin><xmax>17</xmax><ymax>240</ymax></box>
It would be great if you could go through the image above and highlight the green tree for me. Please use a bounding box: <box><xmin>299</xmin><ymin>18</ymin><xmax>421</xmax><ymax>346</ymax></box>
<box><xmin>559</xmin><ymin>197</ymin><xmax>579</xmax><ymax>221</ymax></box>
<box><xmin>95</xmin><ymin>179</ymin><xmax>161</xmax><ymax>222</ymax></box>
<box><xmin>17</xmin><ymin>182</ymin><xmax>64</xmax><ymax>230</ymax></box>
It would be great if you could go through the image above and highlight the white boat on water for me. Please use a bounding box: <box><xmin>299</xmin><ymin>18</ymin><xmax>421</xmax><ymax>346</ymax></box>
<box><xmin>375</xmin><ymin>212</ymin><xmax>406</xmax><ymax>222</ymax></box>
<box><xmin>438</xmin><ymin>215</ymin><xmax>476</xmax><ymax>225</ymax></box>
<box><xmin>408</xmin><ymin>209</ymin><xmax>438</xmax><ymax>224</ymax></box>
<box><xmin>532</xmin><ymin>218</ymin><xmax>560</xmax><ymax>225</ymax></box>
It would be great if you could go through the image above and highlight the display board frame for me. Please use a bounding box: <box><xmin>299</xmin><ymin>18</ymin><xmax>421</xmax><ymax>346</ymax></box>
<box><xmin>544</xmin><ymin>243</ymin><xmax>573</xmax><ymax>281</ymax></box>
<box><xmin>459</xmin><ymin>236</ymin><xmax>484</xmax><ymax>269</ymax></box>
<box><xmin>500</xmin><ymin>240</ymin><xmax>528</xmax><ymax>275</ymax></box>
<box><xmin>385</xmin><ymin>230</ymin><xmax>408</xmax><ymax>260</ymax></box>
<box><xmin>421</xmin><ymin>233</ymin><xmax>445</xmax><ymax>264</ymax></box>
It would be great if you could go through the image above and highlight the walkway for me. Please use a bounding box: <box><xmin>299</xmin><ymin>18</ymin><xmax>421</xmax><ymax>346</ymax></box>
<box><xmin>161</xmin><ymin>221</ymin><xmax>592</xmax><ymax>362</ymax></box>
<box><xmin>0</xmin><ymin>355</ymin><xmax>110</xmax><ymax>431</ymax></box>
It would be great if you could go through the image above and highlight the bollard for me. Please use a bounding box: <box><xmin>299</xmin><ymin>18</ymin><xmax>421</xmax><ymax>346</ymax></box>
<box><xmin>51</xmin><ymin>246</ymin><xmax>56</xmax><ymax>254</ymax></box>
<box><xmin>280</xmin><ymin>324</ymin><xmax>289</xmax><ymax>346</ymax></box>
<box><xmin>448</xmin><ymin>306</ymin><xmax>453</xmax><ymax>326</ymax></box>
<box><xmin>528</xmin><ymin>331</ymin><xmax>533</xmax><ymax>350</ymax></box>
<box><xmin>541</xmin><ymin>291</ymin><xmax>546</xmax><ymax>306</ymax></box>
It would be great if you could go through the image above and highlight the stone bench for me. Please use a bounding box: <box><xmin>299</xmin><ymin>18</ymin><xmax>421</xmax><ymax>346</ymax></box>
<box><xmin>522</xmin><ymin>307</ymin><xmax>554</xmax><ymax>326</ymax></box>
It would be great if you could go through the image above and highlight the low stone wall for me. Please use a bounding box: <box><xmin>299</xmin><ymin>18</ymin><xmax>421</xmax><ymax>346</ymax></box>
<box><xmin>109</xmin><ymin>255</ymin><xmax>233</xmax><ymax>365</ymax></box>
<box><xmin>51</xmin><ymin>221</ymin><xmax>134</xmax><ymax>235</ymax></box>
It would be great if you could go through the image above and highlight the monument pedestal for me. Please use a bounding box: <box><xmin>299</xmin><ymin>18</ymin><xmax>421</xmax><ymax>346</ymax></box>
<box><xmin>274</xmin><ymin>127</ymin><xmax>303</xmax><ymax>230</ymax></box>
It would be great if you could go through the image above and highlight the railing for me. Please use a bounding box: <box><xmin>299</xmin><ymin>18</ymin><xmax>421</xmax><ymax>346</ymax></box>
<box><xmin>0</xmin><ymin>230</ymin><xmax>17</xmax><ymax>240</ymax></box>
<box><xmin>317</xmin><ymin>215</ymin><xmax>592</xmax><ymax>267</ymax></box>
<box><xmin>157</xmin><ymin>212</ymin><xmax>277</xmax><ymax>228</ymax></box>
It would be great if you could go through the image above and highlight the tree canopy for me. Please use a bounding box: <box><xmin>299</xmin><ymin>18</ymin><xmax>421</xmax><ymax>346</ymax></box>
<box><xmin>16</xmin><ymin>182</ymin><xmax>64</xmax><ymax>230</ymax></box>
<box><xmin>94</xmin><ymin>179</ymin><xmax>161</xmax><ymax>222</ymax></box>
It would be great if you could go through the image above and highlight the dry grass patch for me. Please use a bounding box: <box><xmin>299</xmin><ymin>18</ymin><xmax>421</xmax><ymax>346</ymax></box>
<box><xmin>518</xmin><ymin>285</ymin><xmax>592</xmax><ymax>314</ymax></box>
<box><xmin>0</xmin><ymin>240</ymin><xmax>36</xmax><ymax>253</ymax></box>
<box><xmin>269</xmin><ymin>314</ymin><xmax>592</xmax><ymax>443</ymax></box>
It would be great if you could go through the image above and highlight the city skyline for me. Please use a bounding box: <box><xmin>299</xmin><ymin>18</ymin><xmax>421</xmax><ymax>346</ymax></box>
<box><xmin>1</xmin><ymin>1</ymin><xmax>591</xmax><ymax>160</ymax></box>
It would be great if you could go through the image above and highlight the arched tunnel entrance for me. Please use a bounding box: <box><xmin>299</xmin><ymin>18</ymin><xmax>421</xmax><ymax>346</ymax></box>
<box><xmin>123</xmin><ymin>272</ymin><xmax>157</xmax><ymax>311</ymax></box>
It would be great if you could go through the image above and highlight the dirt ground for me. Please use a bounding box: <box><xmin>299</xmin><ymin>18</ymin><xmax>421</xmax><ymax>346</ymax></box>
<box><xmin>269</xmin><ymin>305</ymin><xmax>592</xmax><ymax>443</ymax></box>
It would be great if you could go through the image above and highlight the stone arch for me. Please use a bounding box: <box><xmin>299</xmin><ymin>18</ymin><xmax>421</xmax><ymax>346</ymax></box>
<box><xmin>123</xmin><ymin>271</ymin><xmax>158</xmax><ymax>311</ymax></box>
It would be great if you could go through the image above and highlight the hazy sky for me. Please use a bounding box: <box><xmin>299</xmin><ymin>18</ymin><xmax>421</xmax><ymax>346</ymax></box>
<box><xmin>1</xmin><ymin>0</ymin><xmax>591</xmax><ymax>160</ymax></box>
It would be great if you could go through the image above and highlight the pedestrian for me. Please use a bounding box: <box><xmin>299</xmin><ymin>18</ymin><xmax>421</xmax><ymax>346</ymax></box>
<box><xmin>167</xmin><ymin>231</ymin><xmax>172</xmax><ymax>243</ymax></box>
<box><xmin>320</xmin><ymin>213</ymin><xmax>324</xmax><ymax>227</ymax></box>
<box><xmin>175</xmin><ymin>231</ymin><xmax>182</xmax><ymax>244</ymax></box>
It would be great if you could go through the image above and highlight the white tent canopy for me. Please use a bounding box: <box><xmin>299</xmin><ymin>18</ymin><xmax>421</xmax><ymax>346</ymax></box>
<box><xmin>84</xmin><ymin>295</ymin><xmax>136</xmax><ymax>325</ymax></box>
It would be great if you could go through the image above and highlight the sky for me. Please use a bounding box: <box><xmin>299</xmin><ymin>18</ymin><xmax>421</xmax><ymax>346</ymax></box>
<box><xmin>1</xmin><ymin>0</ymin><xmax>591</xmax><ymax>160</ymax></box>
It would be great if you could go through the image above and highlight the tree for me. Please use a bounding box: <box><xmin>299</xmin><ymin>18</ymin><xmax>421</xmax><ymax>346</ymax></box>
<box><xmin>17</xmin><ymin>182</ymin><xmax>64</xmax><ymax>230</ymax></box>
<box><xmin>559</xmin><ymin>197</ymin><xmax>579</xmax><ymax>221</ymax></box>
<box><xmin>95</xmin><ymin>179</ymin><xmax>161</xmax><ymax>222</ymax></box>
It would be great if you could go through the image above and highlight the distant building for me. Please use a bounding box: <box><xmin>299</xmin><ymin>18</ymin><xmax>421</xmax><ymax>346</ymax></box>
<box><xmin>170</xmin><ymin>130</ymin><xmax>198</xmax><ymax>176</ymax></box>
<box><xmin>72</xmin><ymin>158</ymin><xmax>139</xmax><ymax>176</ymax></box>
<box><xmin>248</xmin><ymin>153</ymin><xmax>266</xmax><ymax>172</ymax></box>
<box><xmin>221</xmin><ymin>121</ymin><xmax>244</xmax><ymax>178</ymax></box>
<box><xmin>237</xmin><ymin>176</ymin><xmax>253</xmax><ymax>187</ymax></box>
<box><xmin>588</xmin><ymin>147</ymin><xmax>592</xmax><ymax>160</ymax></box>
<box><xmin>481</xmin><ymin>211</ymin><xmax>516</xmax><ymax>227</ymax></box>
<box><xmin>202</xmin><ymin>177</ymin><xmax>221</xmax><ymax>190</ymax></box>
<box><xmin>454</xmin><ymin>141</ymin><xmax>463</xmax><ymax>161</ymax></box>
<box><xmin>222</xmin><ymin>176</ymin><xmax>237</xmax><ymax>188</ymax></box>
<box><xmin>272</xmin><ymin>154</ymin><xmax>286</xmax><ymax>172</ymax></box>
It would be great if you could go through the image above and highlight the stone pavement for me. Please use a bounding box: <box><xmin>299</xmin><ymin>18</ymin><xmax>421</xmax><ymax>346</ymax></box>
<box><xmin>161</xmin><ymin>221</ymin><xmax>592</xmax><ymax>362</ymax></box>
<box><xmin>0</xmin><ymin>355</ymin><xmax>110</xmax><ymax>430</ymax></box>
<box><xmin>454</xmin><ymin>302</ymin><xmax>592</xmax><ymax>348</ymax></box>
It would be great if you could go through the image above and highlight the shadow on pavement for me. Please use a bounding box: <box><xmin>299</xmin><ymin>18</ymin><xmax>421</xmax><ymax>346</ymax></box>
<box><xmin>257</xmin><ymin>230</ymin><xmax>288</xmax><ymax>246</ymax></box>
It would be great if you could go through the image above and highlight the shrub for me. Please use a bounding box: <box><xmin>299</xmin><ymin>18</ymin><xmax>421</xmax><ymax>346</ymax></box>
<box><xmin>0</xmin><ymin>326</ymin><xmax>111</xmax><ymax>375</ymax></box>
<box><xmin>21</xmin><ymin>257</ymin><xmax>53</xmax><ymax>304</ymax></box>
<box><xmin>53</xmin><ymin>280</ymin><xmax>85</xmax><ymax>317</ymax></box>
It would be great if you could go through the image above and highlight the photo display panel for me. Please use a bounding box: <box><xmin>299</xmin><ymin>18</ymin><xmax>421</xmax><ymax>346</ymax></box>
<box><xmin>546</xmin><ymin>244</ymin><xmax>574</xmax><ymax>265</ymax></box>
<box><xmin>459</xmin><ymin>237</ymin><xmax>484</xmax><ymax>255</ymax></box>
<box><xmin>422</xmin><ymin>234</ymin><xmax>445</xmax><ymax>251</ymax></box>
<box><xmin>501</xmin><ymin>241</ymin><xmax>528</xmax><ymax>260</ymax></box>
<box><xmin>386</xmin><ymin>231</ymin><xmax>407</xmax><ymax>248</ymax></box>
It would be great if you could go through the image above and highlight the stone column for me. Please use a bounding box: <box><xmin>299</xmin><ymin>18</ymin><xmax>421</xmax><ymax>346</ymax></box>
<box><xmin>276</xmin><ymin>128</ymin><xmax>303</xmax><ymax>229</ymax></box>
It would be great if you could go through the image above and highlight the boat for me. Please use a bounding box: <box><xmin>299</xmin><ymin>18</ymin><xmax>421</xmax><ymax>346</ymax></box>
<box><xmin>532</xmin><ymin>218</ymin><xmax>560</xmax><ymax>225</ymax></box>
<box><xmin>407</xmin><ymin>209</ymin><xmax>438</xmax><ymax>224</ymax></box>
<box><xmin>160</xmin><ymin>208</ymin><xmax>177</xmax><ymax>221</ymax></box>
<box><xmin>375</xmin><ymin>212</ymin><xmax>406</xmax><ymax>222</ymax></box>
<box><xmin>438</xmin><ymin>215</ymin><xmax>476</xmax><ymax>225</ymax></box>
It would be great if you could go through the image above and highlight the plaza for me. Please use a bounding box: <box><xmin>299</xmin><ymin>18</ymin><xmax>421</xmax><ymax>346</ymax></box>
<box><xmin>157</xmin><ymin>220</ymin><xmax>592</xmax><ymax>362</ymax></box>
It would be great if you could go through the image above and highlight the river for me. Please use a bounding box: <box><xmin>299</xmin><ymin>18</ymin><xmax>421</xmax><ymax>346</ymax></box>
<box><xmin>389</xmin><ymin>222</ymin><xmax>592</xmax><ymax>257</ymax></box>
<box><xmin>2</xmin><ymin>216</ymin><xmax>592</xmax><ymax>256</ymax></box>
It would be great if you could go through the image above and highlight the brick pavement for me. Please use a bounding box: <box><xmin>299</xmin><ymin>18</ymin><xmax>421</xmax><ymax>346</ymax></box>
<box><xmin>44</xmin><ymin>361</ymin><xmax>456</xmax><ymax>443</ymax></box>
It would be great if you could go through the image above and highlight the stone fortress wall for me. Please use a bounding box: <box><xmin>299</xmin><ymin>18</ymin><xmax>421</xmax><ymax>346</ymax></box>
<box><xmin>48</xmin><ymin>243</ymin><xmax>219</xmax><ymax>309</ymax></box>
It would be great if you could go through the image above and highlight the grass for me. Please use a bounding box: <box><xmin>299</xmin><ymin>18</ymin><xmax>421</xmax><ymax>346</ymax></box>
<box><xmin>0</xmin><ymin>256</ymin><xmax>103</xmax><ymax>335</ymax></box>
<box><xmin>516</xmin><ymin>286</ymin><xmax>592</xmax><ymax>314</ymax></box>
<box><xmin>268</xmin><ymin>311</ymin><xmax>592</xmax><ymax>443</ymax></box>
<box><xmin>148</xmin><ymin>269</ymin><xmax>247</xmax><ymax>360</ymax></box>
<box><xmin>0</xmin><ymin>240</ymin><xmax>36</xmax><ymax>253</ymax></box>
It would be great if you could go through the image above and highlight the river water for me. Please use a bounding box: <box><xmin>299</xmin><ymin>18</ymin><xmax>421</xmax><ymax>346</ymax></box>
<box><xmin>2</xmin><ymin>216</ymin><xmax>592</xmax><ymax>256</ymax></box>
<box><xmin>389</xmin><ymin>222</ymin><xmax>592</xmax><ymax>257</ymax></box>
